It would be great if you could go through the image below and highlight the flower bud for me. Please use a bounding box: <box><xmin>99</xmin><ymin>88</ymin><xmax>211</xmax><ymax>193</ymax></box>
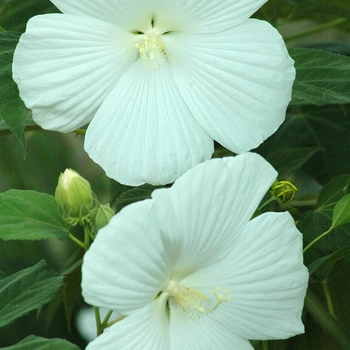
<box><xmin>271</xmin><ymin>180</ymin><xmax>298</xmax><ymax>203</ymax></box>
<box><xmin>90</xmin><ymin>204</ymin><xmax>115</xmax><ymax>239</ymax></box>
<box><xmin>55</xmin><ymin>169</ymin><xmax>94</xmax><ymax>225</ymax></box>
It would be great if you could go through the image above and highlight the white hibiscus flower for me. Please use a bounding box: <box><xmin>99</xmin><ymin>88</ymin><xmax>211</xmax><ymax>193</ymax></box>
<box><xmin>82</xmin><ymin>153</ymin><xmax>308</xmax><ymax>349</ymax></box>
<box><xmin>13</xmin><ymin>0</ymin><xmax>295</xmax><ymax>186</ymax></box>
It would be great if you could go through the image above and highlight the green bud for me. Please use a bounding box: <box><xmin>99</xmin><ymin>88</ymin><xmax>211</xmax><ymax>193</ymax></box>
<box><xmin>90</xmin><ymin>204</ymin><xmax>115</xmax><ymax>239</ymax></box>
<box><xmin>55</xmin><ymin>169</ymin><xmax>94</xmax><ymax>225</ymax></box>
<box><xmin>271</xmin><ymin>180</ymin><xmax>298</xmax><ymax>203</ymax></box>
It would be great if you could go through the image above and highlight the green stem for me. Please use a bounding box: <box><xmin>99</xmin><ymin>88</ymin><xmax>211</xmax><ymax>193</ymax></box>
<box><xmin>102</xmin><ymin>310</ymin><xmax>114</xmax><ymax>327</ymax></box>
<box><xmin>257</xmin><ymin>197</ymin><xmax>276</xmax><ymax>212</ymax></box>
<box><xmin>303</xmin><ymin>226</ymin><xmax>333</xmax><ymax>254</ymax></box>
<box><xmin>68</xmin><ymin>233</ymin><xmax>86</xmax><ymax>250</ymax></box>
<box><xmin>106</xmin><ymin>315</ymin><xmax>126</xmax><ymax>328</ymax></box>
<box><xmin>285</xmin><ymin>17</ymin><xmax>347</xmax><ymax>42</ymax></box>
<box><xmin>322</xmin><ymin>280</ymin><xmax>337</xmax><ymax>320</ymax></box>
<box><xmin>95</xmin><ymin>310</ymin><xmax>126</xmax><ymax>334</ymax></box>
<box><xmin>83</xmin><ymin>223</ymin><xmax>91</xmax><ymax>250</ymax></box>
<box><xmin>94</xmin><ymin>306</ymin><xmax>103</xmax><ymax>336</ymax></box>
<box><xmin>262</xmin><ymin>340</ymin><xmax>269</xmax><ymax>350</ymax></box>
<box><xmin>290</xmin><ymin>198</ymin><xmax>317</xmax><ymax>208</ymax></box>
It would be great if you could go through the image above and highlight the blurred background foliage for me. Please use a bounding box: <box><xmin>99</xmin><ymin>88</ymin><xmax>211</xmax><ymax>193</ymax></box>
<box><xmin>0</xmin><ymin>0</ymin><xmax>350</xmax><ymax>349</ymax></box>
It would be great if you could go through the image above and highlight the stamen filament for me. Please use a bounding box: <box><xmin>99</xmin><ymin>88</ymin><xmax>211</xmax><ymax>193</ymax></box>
<box><xmin>164</xmin><ymin>281</ymin><xmax>231</xmax><ymax>319</ymax></box>
<box><xmin>135</xmin><ymin>29</ymin><xmax>166</xmax><ymax>67</ymax></box>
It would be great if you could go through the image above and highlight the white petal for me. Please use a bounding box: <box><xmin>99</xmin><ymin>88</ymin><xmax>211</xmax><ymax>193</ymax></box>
<box><xmin>164</xmin><ymin>19</ymin><xmax>295</xmax><ymax>153</ymax></box>
<box><xmin>155</xmin><ymin>0</ymin><xmax>267</xmax><ymax>34</ymax></box>
<box><xmin>82</xmin><ymin>153</ymin><xmax>276</xmax><ymax>312</ymax></box>
<box><xmin>84</xmin><ymin>58</ymin><xmax>213</xmax><ymax>186</ymax></box>
<box><xmin>51</xmin><ymin>0</ymin><xmax>157</xmax><ymax>32</ymax></box>
<box><xmin>82</xmin><ymin>200</ymin><xmax>173</xmax><ymax>314</ymax></box>
<box><xmin>13</xmin><ymin>14</ymin><xmax>138</xmax><ymax>132</ymax></box>
<box><xmin>151</xmin><ymin>153</ymin><xmax>277</xmax><ymax>279</ymax></box>
<box><xmin>169</xmin><ymin>304</ymin><xmax>253</xmax><ymax>350</ymax></box>
<box><xmin>188</xmin><ymin>212</ymin><xmax>308</xmax><ymax>340</ymax></box>
<box><xmin>87</xmin><ymin>295</ymin><xmax>170</xmax><ymax>350</ymax></box>
<box><xmin>52</xmin><ymin>0</ymin><xmax>267</xmax><ymax>34</ymax></box>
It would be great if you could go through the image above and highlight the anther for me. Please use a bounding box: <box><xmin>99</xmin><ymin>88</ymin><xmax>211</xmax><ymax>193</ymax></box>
<box><xmin>135</xmin><ymin>29</ymin><xmax>166</xmax><ymax>68</ymax></box>
<box><xmin>164</xmin><ymin>281</ymin><xmax>231</xmax><ymax>320</ymax></box>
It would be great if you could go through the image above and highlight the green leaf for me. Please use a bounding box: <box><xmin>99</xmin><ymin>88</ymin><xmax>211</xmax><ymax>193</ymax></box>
<box><xmin>0</xmin><ymin>189</ymin><xmax>69</xmax><ymax>241</ymax></box>
<box><xmin>308</xmin><ymin>245</ymin><xmax>350</xmax><ymax>281</ymax></box>
<box><xmin>298</xmin><ymin>176</ymin><xmax>350</xmax><ymax>264</ymax></box>
<box><xmin>264</xmin><ymin>147</ymin><xmax>321</xmax><ymax>177</ymax></box>
<box><xmin>62</xmin><ymin>257</ymin><xmax>83</xmax><ymax>333</ymax></box>
<box><xmin>302</xmin><ymin>105</ymin><xmax>350</xmax><ymax>184</ymax></box>
<box><xmin>0</xmin><ymin>260</ymin><xmax>64</xmax><ymax>328</ymax></box>
<box><xmin>305</xmin><ymin>289</ymin><xmax>350</xmax><ymax>350</ymax></box>
<box><xmin>256</xmin><ymin>106</ymin><xmax>350</xmax><ymax>184</ymax></box>
<box><xmin>290</xmin><ymin>48</ymin><xmax>350</xmax><ymax>106</ymax></box>
<box><xmin>317</xmin><ymin>174</ymin><xmax>350</xmax><ymax>210</ymax></box>
<box><xmin>0</xmin><ymin>0</ymin><xmax>59</xmax><ymax>33</ymax></box>
<box><xmin>332</xmin><ymin>194</ymin><xmax>350</xmax><ymax>229</ymax></box>
<box><xmin>0</xmin><ymin>31</ymin><xmax>31</xmax><ymax>156</ymax></box>
<box><xmin>1</xmin><ymin>335</ymin><xmax>80</xmax><ymax>350</ymax></box>
<box><xmin>0</xmin><ymin>0</ymin><xmax>12</xmax><ymax>7</ymax></box>
<box><xmin>114</xmin><ymin>184</ymin><xmax>163</xmax><ymax>213</ymax></box>
<box><xmin>0</xmin><ymin>113</ymin><xmax>37</xmax><ymax>131</ymax></box>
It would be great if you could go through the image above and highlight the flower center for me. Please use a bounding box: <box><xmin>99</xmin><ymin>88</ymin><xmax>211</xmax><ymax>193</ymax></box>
<box><xmin>135</xmin><ymin>29</ymin><xmax>166</xmax><ymax>67</ymax></box>
<box><xmin>164</xmin><ymin>281</ymin><xmax>231</xmax><ymax>320</ymax></box>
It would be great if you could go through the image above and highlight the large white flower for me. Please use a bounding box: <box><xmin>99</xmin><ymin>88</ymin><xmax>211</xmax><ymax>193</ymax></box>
<box><xmin>13</xmin><ymin>0</ymin><xmax>295</xmax><ymax>186</ymax></box>
<box><xmin>82</xmin><ymin>153</ymin><xmax>308</xmax><ymax>350</ymax></box>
